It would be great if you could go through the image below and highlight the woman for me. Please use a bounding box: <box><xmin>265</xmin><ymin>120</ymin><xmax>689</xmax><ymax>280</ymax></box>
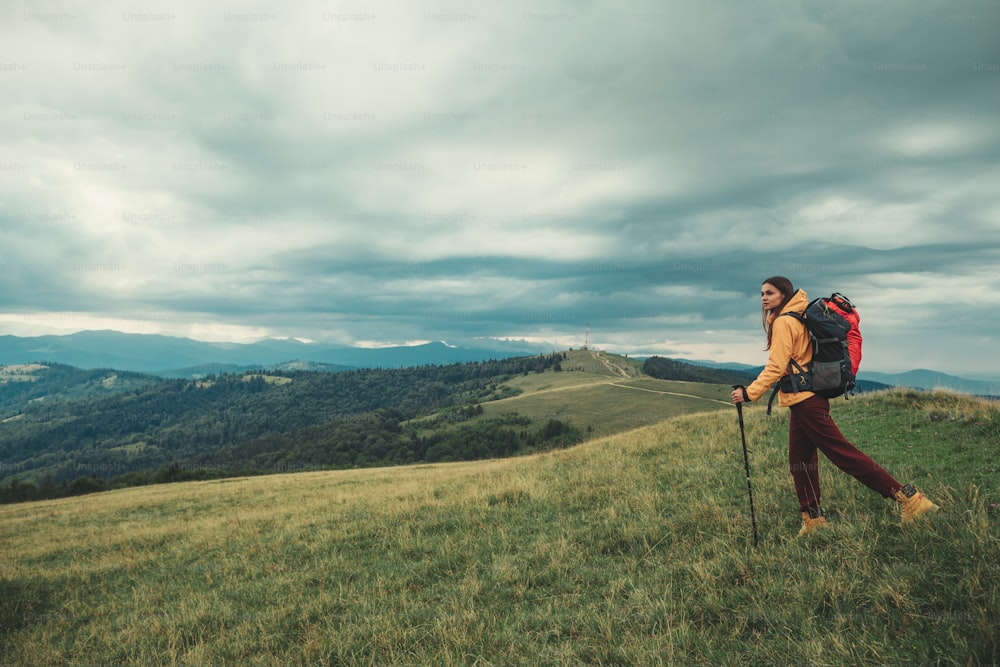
<box><xmin>731</xmin><ymin>276</ymin><xmax>938</xmax><ymax>536</ymax></box>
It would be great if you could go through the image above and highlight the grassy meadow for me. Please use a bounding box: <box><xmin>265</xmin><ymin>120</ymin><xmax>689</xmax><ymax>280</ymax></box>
<box><xmin>477</xmin><ymin>350</ymin><xmax>736</xmax><ymax>437</ymax></box>
<box><xmin>1</xmin><ymin>389</ymin><xmax>998</xmax><ymax>666</ymax></box>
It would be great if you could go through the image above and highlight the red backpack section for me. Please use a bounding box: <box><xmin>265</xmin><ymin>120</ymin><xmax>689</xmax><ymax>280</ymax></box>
<box><xmin>826</xmin><ymin>293</ymin><xmax>862</xmax><ymax>376</ymax></box>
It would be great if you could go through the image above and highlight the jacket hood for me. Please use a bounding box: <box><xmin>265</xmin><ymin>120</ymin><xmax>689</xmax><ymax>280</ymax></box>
<box><xmin>775</xmin><ymin>288</ymin><xmax>809</xmax><ymax>318</ymax></box>
<box><xmin>783</xmin><ymin>288</ymin><xmax>809</xmax><ymax>313</ymax></box>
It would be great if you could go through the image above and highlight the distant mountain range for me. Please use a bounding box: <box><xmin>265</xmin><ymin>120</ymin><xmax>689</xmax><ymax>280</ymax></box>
<box><xmin>856</xmin><ymin>369</ymin><xmax>1000</xmax><ymax>397</ymax></box>
<box><xmin>0</xmin><ymin>331</ymin><xmax>996</xmax><ymax>396</ymax></box>
<box><xmin>0</xmin><ymin>331</ymin><xmax>540</xmax><ymax>377</ymax></box>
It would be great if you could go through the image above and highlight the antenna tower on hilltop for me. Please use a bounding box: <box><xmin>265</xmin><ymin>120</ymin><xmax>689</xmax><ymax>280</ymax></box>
<box><xmin>583</xmin><ymin>322</ymin><xmax>590</xmax><ymax>350</ymax></box>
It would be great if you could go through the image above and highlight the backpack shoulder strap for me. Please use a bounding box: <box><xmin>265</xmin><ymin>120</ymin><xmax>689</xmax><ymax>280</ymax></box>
<box><xmin>778</xmin><ymin>311</ymin><xmax>809</xmax><ymax>336</ymax></box>
<box><xmin>776</xmin><ymin>311</ymin><xmax>814</xmax><ymax>384</ymax></box>
<box><xmin>767</xmin><ymin>385</ymin><xmax>780</xmax><ymax>415</ymax></box>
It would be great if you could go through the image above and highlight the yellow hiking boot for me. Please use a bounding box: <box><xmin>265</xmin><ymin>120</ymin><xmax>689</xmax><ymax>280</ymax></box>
<box><xmin>797</xmin><ymin>507</ymin><xmax>828</xmax><ymax>536</ymax></box>
<box><xmin>894</xmin><ymin>484</ymin><xmax>939</xmax><ymax>525</ymax></box>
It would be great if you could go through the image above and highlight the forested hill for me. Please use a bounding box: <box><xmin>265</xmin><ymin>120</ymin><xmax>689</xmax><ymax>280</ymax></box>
<box><xmin>1</xmin><ymin>354</ymin><xmax>573</xmax><ymax>500</ymax></box>
<box><xmin>0</xmin><ymin>363</ymin><xmax>157</xmax><ymax>416</ymax></box>
<box><xmin>641</xmin><ymin>356</ymin><xmax>755</xmax><ymax>385</ymax></box>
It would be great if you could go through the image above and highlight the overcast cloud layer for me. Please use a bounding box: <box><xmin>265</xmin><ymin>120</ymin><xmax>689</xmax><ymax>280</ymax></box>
<box><xmin>2</xmin><ymin>0</ymin><xmax>999</xmax><ymax>375</ymax></box>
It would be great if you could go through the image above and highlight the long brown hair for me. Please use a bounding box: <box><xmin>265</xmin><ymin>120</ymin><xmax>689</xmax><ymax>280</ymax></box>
<box><xmin>762</xmin><ymin>276</ymin><xmax>796</xmax><ymax>350</ymax></box>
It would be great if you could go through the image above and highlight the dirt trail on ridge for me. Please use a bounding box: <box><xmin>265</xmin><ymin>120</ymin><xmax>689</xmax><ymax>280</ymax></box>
<box><xmin>490</xmin><ymin>351</ymin><xmax>728</xmax><ymax>408</ymax></box>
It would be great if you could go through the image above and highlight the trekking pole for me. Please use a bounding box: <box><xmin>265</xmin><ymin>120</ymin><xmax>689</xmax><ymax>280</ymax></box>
<box><xmin>733</xmin><ymin>386</ymin><xmax>759</xmax><ymax>548</ymax></box>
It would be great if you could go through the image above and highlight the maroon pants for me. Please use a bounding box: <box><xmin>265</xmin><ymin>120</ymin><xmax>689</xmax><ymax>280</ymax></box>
<box><xmin>788</xmin><ymin>395</ymin><xmax>901</xmax><ymax>512</ymax></box>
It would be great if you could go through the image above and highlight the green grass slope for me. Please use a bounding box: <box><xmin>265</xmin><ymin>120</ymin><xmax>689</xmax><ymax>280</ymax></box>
<box><xmin>476</xmin><ymin>350</ymin><xmax>734</xmax><ymax>437</ymax></box>
<box><xmin>1</xmin><ymin>389</ymin><xmax>997</xmax><ymax>666</ymax></box>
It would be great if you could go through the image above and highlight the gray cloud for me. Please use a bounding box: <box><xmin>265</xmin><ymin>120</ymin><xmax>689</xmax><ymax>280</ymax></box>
<box><xmin>2</xmin><ymin>0</ymin><xmax>999</xmax><ymax>375</ymax></box>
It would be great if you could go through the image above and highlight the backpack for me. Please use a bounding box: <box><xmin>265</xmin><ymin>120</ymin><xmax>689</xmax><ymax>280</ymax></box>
<box><xmin>767</xmin><ymin>292</ymin><xmax>862</xmax><ymax>414</ymax></box>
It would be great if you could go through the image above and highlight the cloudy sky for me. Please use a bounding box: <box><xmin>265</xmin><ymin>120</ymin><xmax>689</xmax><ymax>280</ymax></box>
<box><xmin>2</xmin><ymin>0</ymin><xmax>998</xmax><ymax>376</ymax></box>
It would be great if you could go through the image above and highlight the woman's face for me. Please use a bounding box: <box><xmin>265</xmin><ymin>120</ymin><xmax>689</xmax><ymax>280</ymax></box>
<box><xmin>761</xmin><ymin>282</ymin><xmax>787</xmax><ymax>311</ymax></box>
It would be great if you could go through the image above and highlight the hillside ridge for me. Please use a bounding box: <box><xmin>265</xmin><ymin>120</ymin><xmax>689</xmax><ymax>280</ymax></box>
<box><xmin>0</xmin><ymin>351</ymin><xmax>739</xmax><ymax>500</ymax></box>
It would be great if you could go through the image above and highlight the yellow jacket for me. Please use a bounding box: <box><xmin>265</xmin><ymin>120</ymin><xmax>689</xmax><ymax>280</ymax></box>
<box><xmin>745</xmin><ymin>288</ymin><xmax>814</xmax><ymax>408</ymax></box>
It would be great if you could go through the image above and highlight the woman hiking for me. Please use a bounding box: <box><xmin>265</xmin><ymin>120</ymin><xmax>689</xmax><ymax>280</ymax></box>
<box><xmin>731</xmin><ymin>276</ymin><xmax>938</xmax><ymax>536</ymax></box>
